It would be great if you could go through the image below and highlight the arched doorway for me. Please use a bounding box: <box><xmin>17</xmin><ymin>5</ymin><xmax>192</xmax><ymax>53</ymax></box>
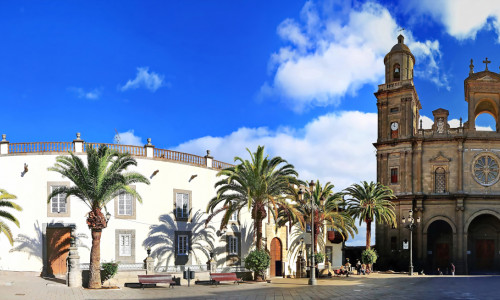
<box><xmin>270</xmin><ymin>238</ymin><xmax>282</xmax><ymax>277</ymax></box>
<box><xmin>427</xmin><ymin>220</ymin><xmax>453</xmax><ymax>273</ymax></box>
<box><xmin>467</xmin><ymin>214</ymin><xmax>500</xmax><ymax>274</ymax></box>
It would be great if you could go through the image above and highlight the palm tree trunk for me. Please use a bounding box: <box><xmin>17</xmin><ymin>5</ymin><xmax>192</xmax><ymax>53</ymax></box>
<box><xmin>366</xmin><ymin>220</ymin><xmax>372</xmax><ymax>250</ymax></box>
<box><xmin>88</xmin><ymin>229</ymin><xmax>102</xmax><ymax>288</ymax></box>
<box><xmin>256</xmin><ymin>217</ymin><xmax>263</xmax><ymax>251</ymax></box>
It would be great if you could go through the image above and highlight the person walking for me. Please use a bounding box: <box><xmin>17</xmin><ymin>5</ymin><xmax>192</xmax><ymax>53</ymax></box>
<box><xmin>450</xmin><ymin>263</ymin><xmax>455</xmax><ymax>276</ymax></box>
<box><xmin>356</xmin><ymin>260</ymin><xmax>361</xmax><ymax>275</ymax></box>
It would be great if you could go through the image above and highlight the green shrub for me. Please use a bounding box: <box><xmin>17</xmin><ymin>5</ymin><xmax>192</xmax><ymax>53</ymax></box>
<box><xmin>244</xmin><ymin>250</ymin><xmax>270</xmax><ymax>280</ymax></box>
<box><xmin>361</xmin><ymin>249</ymin><xmax>378</xmax><ymax>265</ymax></box>
<box><xmin>314</xmin><ymin>252</ymin><xmax>325</xmax><ymax>264</ymax></box>
<box><xmin>101</xmin><ymin>262</ymin><xmax>119</xmax><ymax>283</ymax></box>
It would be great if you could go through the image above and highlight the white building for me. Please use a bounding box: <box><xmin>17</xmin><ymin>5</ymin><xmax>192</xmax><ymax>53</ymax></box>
<box><xmin>0</xmin><ymin>133</ymin><xmax>342</xmax><ymax>279</ymax></box>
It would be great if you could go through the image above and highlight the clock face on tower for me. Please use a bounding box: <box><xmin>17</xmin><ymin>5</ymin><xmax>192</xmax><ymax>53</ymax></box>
<box><xmin>391</xmin><ymin>122</ymin><xmax>399</xmax><ymax>131</ymax></box>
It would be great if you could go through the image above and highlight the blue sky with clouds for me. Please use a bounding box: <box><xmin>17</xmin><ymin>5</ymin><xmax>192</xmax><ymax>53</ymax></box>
<box><xmin>4</xmin><ymin>0</ymin><xmax>500</xmax><ymax>245</ymax></box>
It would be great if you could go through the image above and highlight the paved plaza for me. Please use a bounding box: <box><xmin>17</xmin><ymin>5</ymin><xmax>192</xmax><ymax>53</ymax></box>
<box><xmin>1</xmin><ymin>271</ymin><xmax>500</xmax><ymax>300</ymax></box>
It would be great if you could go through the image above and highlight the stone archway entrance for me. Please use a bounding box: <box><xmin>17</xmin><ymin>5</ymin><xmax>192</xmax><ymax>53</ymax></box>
<box><xmin>467</xmin><ymin>214</ymin><xmax>500</xmax><ymax>274</ymax></box>
<box><xmin>427</xmin><ymin>220</ymin><xmax>453</xmax><ymax>273</ymax></box>
<box><xmin>270</xmin><ymin>237</ymin><xmax>282</xmax><ymax>277</ymax></box>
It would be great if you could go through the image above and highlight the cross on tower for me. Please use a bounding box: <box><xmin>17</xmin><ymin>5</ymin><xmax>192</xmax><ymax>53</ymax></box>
<box><xmin>483</xmin><ymin>57</ymin><xmax>491</xmax><ymax>70</ymax></box>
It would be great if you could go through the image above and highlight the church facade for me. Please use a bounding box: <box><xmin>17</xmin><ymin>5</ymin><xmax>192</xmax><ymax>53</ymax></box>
<box><xmin>375</xmin><ymin>35</ymin><xmax>500</xmax><ymax>274</ymax></box>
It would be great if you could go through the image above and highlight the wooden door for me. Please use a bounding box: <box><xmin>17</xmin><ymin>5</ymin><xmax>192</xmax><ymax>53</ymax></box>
<box><xmin>476</xmin><ymin>239</ymin><xmax>495</xmax><ymax>270</ymax></box>
<box><xmin>270</xmin><ymin>238</ymin><xmax>282</xmax><ymax>277</ymax></box>
<box><xmin>46</xmin><ymin>228</ymin><xmax>71</xmax><ymax>275</ymax></box>
<box><xmin>435</xmin><ymin>243</ymin><xmax>449</xmax><ymax>268</ymax></box>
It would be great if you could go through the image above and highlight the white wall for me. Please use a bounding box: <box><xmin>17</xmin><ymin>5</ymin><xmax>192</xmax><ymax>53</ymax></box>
<box><xmin>0</xmin><ymin>152</ymin><xmax>255</xmax><ymax>272</ymax></box>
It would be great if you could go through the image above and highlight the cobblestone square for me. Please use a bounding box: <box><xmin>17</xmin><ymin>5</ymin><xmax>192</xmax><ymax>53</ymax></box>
<box><xmin>1</xmin><ymin>271</ymin><xmax>499</xmax><ymax>300</ymax></box>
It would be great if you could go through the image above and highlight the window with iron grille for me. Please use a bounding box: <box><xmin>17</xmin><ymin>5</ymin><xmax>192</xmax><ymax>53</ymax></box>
<box><xmin>177</xmin><ymin>235</ymin><xmax>188</xmax><ymax>255</ymax></box>
<box><xmin>435</xmin><ymin>167</ymin><xmax>446</xmax><ymax>193</ymax></box>
<box><xmin>119</xmin><ymin>234</ymin><xmax>132</xmax><ymax>256</ymax></box>
<box><xmin>228</xmin><ymin>236</ymin><xmax>238</xmax><ymax>255</ymax></box>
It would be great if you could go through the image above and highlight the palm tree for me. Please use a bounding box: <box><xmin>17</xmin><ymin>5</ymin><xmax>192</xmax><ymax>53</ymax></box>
<box><xmin>206</xmin><ymin>146</ymin><xmax>298</xmax><ymax>251</ymax></box>
<box><xmin>278</xmin><ymin>180</ymin><xmax>357</xmax><ymax>254</ymax></box>
<box><xmin>48</xmin><ymin>145</ymin><xmax>149</xmax><ymax>288</ymax></box>
<box><xmin>344</xmin><ymin>181</ymin><xmax>396</xmax><ymax>250</ymax></box>
<box><xmin>0</xmin><ymin>189</ymin><xmax>22</xmax><ymax>245</ymax></box>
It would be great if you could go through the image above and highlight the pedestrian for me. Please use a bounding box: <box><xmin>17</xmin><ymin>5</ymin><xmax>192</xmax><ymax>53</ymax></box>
<box><xmin>437</xmin><ymin>267</ymin><xmax>443</xmax><ymax>275</ymax></box>
<box><xmin>356</xmin><ymin>260</ymin><xmax>361</xmax><ymax>275</ymax></box>
<box><xmin>450</xmin><ymin>263</ymin><xmax>455</xmax><ymax>276</ymax></box>
<box><xmin>361</xmin><ymin>264</ymin><xmax>366</xmax><ymax>275</ymax></box>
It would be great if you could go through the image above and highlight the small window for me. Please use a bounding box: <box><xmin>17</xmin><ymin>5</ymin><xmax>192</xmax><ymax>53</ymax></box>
<box><xmin>176</xmin><ymin>193</ymin><xmax>189</xmax><ymax>220</ymax></box>
<box><xmin>118</xmin><ymin>192</ymin><xmax>133</xmax><ymax>216</ymax></box>
<box><xmin>47</xmin><ymin>182</ymin><xmax>70</xmax><ymax>217</ymax></box>
<box><xmin>391</xmin><ymin>168</ymin><xmax>398</xmax><ymax>184</ymax></box>
<box><xmin>229</xmin><ymin>211</ymin><xmax>238</xmax><ymax>222</ymax></box>
<box><xmin>119</xmin><ymin>234</ymin><xmax>132</xmax><ymax>256</ymax></box>
<box><xmin>390</xmin><ymin>107</ymin><xmax>399</xmax><ymax>113</ymax></box>
<box><xmin>435</xmin><ymin>167</ymin><xmax>446</xmax><ymax>193</ymax></box>
<box><xmin>115</xmin><ymin>229</ymin><xmax>135</xmax><ymax>262</ymax></box>
<box><xmin>50</xmin><ymin>186</ymin><xmax>67</xmax><ymax>214</ymax></box>
<box><xmin>228</xmin><ymin>236</ymin><xmax>238</xmax><ymax>255</ymax></box>
<box><xmin>393</xmin><ymin>64</ymin><xmax>400</xmax><ymax>81</ymax></box>
<box><xmin>177</xmin><ymin>235</ymin><xmax>189</xmax><ymax>255</ymax></box>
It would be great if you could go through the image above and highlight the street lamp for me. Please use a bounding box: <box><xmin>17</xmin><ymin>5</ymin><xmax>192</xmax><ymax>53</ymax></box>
<box><xmin>308</xmin><ymin>180</ymin><xmax>317</xmax><ymax>286</ymax></box>
<box><xmin>401</xmin><ymin>209</ymin><xmax>420</xmax><ymax>276</ymax></box>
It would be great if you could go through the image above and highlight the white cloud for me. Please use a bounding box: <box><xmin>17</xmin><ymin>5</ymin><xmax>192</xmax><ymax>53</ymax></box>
<box><xmin>174</xmin><ymin>110</ymin><xmax>377</xmax><ymax>197</ymax></box>
<box><xmin>174</xmin><ymin>110</ymin><xmax>377</xmax><ymax>245</ymax></box>
<box><xmin>263</xmin><ymin>1</ymin><xmax>447</xmax><ymax>111</ymax></box>
<box><xmin>120</xmin><ymin>67</ymin><xmax>165</xmax><ymax>92</ymax></box>
<box><xmin>68</xmin><ymin>87</ymin><xmax>101</xmax><ymax>100</ymax></box>
<box><xmin>114</xmin><ymin>130</ymin><xmax>143</xmax><ymax>146</ymax></box>
<box><xmin>408</xmin><ymin>0</ymin><xmax>500</xmax><ymax>41</ymax></box>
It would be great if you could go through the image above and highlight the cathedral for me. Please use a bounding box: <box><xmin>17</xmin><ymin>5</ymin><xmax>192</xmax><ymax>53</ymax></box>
<box><xmin>375</xmin><ymin>35</ymin><xmax>500</xmax><ymax>274</ymax></box>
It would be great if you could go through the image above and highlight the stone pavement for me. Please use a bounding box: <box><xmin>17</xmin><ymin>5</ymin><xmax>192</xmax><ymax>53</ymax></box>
<box><xmin>1</xmin><ymin>271</ymin><xmax>500</xmax><ymax>300</ymax></box>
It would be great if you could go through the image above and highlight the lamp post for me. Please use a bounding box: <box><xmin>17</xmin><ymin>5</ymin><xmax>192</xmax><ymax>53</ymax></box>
<box><xmin>401</xmin><ymin>209</ymin><xmax>420</xmax><ymax>276</ymax></box>
<box><xmin>308</xmin><ymin>180</ymin><xmax>317</xmax><ymax>286</ymax></box>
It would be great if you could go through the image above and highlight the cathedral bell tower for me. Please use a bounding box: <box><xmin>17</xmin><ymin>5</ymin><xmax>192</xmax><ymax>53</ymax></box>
<box><xmin>375</xmin><ymin>34</ymin><xmax>421</xmax><ymax>142</ymax></box>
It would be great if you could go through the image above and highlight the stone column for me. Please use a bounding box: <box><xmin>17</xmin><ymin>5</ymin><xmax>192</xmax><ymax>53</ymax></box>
<box><xmin>66</xmin><ymin>229</ymin><xmax>82</xmax><ymax>287</ymax></box>
<box><xmin>455</xmin><ymin>198</ymin><xmax>465</xmax><ymax>274</ymax></box>
<box><xmin>415</xmin><ymin>141</ymin><xmax>423</xmax><ymax>194</ymax></box>
<box><xmin>205</xmin><ymin>150</ymin><xmax>213</xmax><ymax>168</ymax></box>
<box><xmin>72</xmin><ymin>133</ymin><xmax>84</xmax><ymax>153</ymax></box>
<box><xmin>144</xmin><ymin>138</ymin><xmax>154</xmax><ymax>158</ymax></box>
<box><xmin>0</xmin><ymin>134</ymin><xmax>9</xmax><ymax>155</ymax></box>
<box><xmin>457</xmin><ymin>139</ymin><xmax>464</xmax><ymax>192</ymax></box>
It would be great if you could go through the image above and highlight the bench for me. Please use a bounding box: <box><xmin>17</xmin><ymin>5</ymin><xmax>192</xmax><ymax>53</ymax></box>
<box><xmin>210</xmin><ymin>272</ymin><xmax>242</xmax><ymax>285</ymax></box>
<box><xmin>138</xmin><ymin>274</ymin><xmax>175</xmax><ymax>289</ymax></box>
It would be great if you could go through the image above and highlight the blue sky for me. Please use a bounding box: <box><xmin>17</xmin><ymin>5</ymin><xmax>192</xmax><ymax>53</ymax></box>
<box><xmin>4</xmin><ymin>0</ymin><xmax>500</xmax><ymax>245</ymax></box>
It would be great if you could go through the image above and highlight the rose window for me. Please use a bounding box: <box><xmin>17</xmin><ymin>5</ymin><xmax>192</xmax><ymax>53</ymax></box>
<box><xmin>473</xmin><ymin>154</ymin><xmax>500</xmax><ymax>186</ymax></box>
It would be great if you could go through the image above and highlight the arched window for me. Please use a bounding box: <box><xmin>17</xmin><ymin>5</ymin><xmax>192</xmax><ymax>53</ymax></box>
<box><xmin>435</xmin><ymin>167</ymin><xmax>446</xmax><ymax>193</ymax></box>
<box><xmin>393</xmin><ymin>64</ymin><xmax>400</xmax><ymax>81</ymax></box>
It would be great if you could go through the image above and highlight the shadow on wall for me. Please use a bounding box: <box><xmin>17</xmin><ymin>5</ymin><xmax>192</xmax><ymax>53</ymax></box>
<box><xmin>143</xmin><ymin>210</ymin><xmax>216</xmax><ymax>268</ymax></box>
<box><xmin>9</xmin><ymin>220</ymin><xmax>89</xmax><ymax>273</ymax></box>
<box><xmin>213</xmin><ymin>223</ymin><xmax>254</xmax><ymax>268</ymax></box>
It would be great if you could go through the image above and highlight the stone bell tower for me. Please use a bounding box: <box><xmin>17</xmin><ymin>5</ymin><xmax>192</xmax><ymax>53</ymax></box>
<box><xmin>375</xmin><ymin>34</ymin><xmax>421</xmax><ymax>143</ymax></box>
